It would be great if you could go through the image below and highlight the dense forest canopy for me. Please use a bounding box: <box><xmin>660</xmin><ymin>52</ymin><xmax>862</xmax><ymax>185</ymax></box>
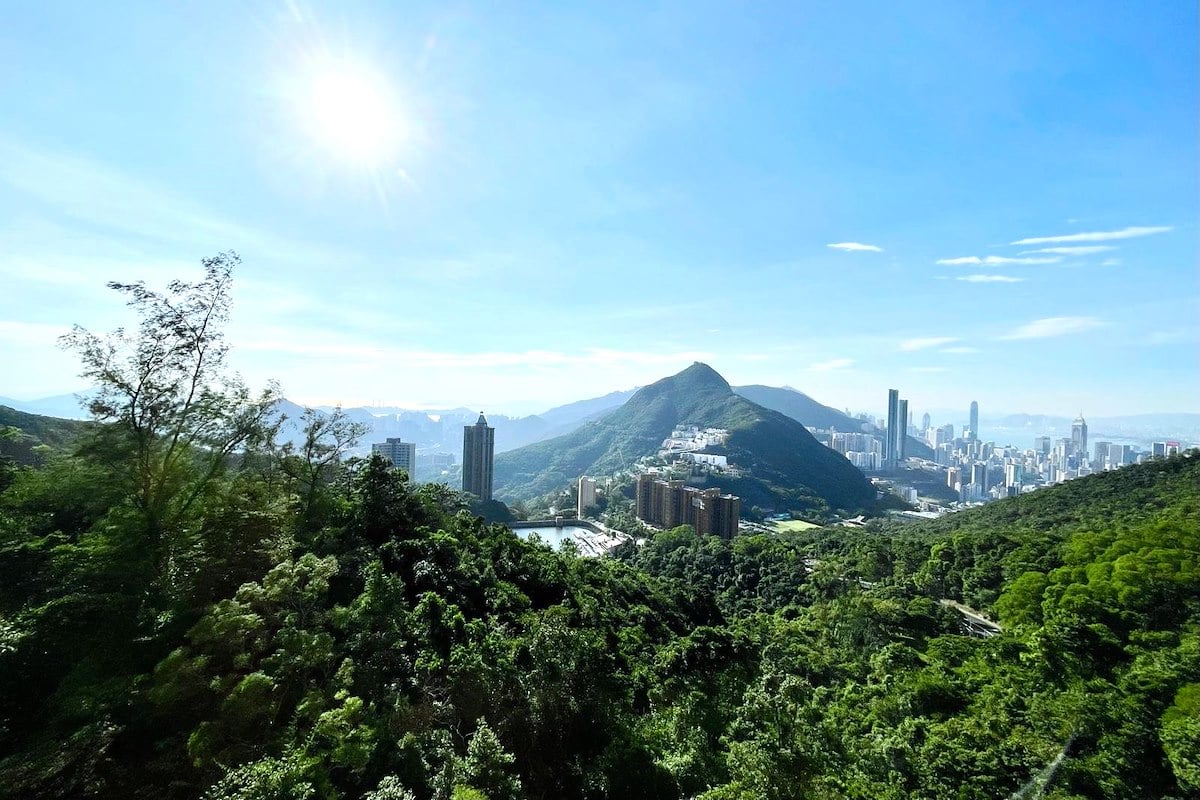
<box><xmin>1</xmin><ymin>257</ymin><xmax>1197</xmax><ymax>799</ymax></box>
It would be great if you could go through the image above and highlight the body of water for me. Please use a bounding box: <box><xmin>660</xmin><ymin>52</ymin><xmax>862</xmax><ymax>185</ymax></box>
<box><xmin>516</xmin><ymin>525</ymin><xmax>625</xmax><ymax>556</ymax></box>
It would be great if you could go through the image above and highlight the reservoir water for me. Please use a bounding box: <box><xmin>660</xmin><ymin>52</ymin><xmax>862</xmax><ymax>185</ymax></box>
<box><xmin>516</xmin><ymin>525</ymin><xmax>625</xmax><ymax>556</ymax></box>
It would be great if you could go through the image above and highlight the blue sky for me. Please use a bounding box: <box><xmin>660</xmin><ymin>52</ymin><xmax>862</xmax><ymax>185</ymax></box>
<box><xmin>1</xmin><ymin>1</ymin><xmax>1196</xmax><ymax>418</ymax></box>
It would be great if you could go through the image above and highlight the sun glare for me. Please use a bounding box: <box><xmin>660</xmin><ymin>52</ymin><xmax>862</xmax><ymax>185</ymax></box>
<box><xmin>304</xmin><ymin>62</ymin><xmax>403</xmax><ymax>167</ymax></box>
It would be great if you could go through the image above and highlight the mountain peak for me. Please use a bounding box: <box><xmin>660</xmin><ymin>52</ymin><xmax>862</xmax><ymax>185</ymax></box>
<box><xmin>668</xmin><ymin>362</ymin><xmax>732</xmax><ymax>393</ymax></box>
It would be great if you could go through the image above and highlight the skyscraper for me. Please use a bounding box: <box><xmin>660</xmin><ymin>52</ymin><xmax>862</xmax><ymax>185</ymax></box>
<box><xmin>898</xmin><ymin>399</ymin><xmax>909</xmax><ymax>461</ymax></box>
<box><xmin>1071</xmin><ymin>414</ymin><xmax>1088</xmax><ymax>458</ymax></box>
<box><xmin>921</xmin><ymin>412</ymin><xmax>931</xmax><ymax>434</ymax></box>
<box><xmin>372</xmin><ymin>438</ymin><xmax>416</xmax><ymax>477</ymax></box>
<box><xmin>885</xmin><ymin>389</ymin><xmax>900</xmax><ymax>470</ymax></box>
<box><xmin>462</xmin><ymin>413</ymin><xmax>495</xmax><ymax>500</ymax></box>
<box><xmin>968</xmin><ymin>401</ymin><xmax>979</xmax><ymax>440</ymax></box>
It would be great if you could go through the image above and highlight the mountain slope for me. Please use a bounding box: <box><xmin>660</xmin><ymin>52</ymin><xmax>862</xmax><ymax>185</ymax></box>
<box><xmin>0</xmin><ymin>405</ymin><xmax>92</xmax><ymax>464</ymax></box>
<box><xmin>493</xmin><ymin>363</ymin><xmax>875</xmax><ymax>513</ymax></box>
<box><xmin>733</xmin><ymin>385</ymin><xmax>867</xmax><ymax>431</ymax></box>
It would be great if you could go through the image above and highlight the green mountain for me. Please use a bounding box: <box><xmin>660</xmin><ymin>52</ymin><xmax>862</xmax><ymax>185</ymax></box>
<box><xmin>0</xmin><ymin>405</ymin><xmax>91</xmax><ymax>465</ymax></box>
<box><xmin>493</xmin><ymin>363</ymin><xmax>876</xmax><ymax>514</ymax></box>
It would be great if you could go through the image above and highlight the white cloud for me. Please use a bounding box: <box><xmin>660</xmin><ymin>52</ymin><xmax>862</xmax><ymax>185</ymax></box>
<box><xmin>941</xmin><ymin>346</ymin><xmax>979</xmax><ymax>354</ymax></box>
<box><xmin>900</xmin><ymin>336</ymin><xmax>958</xmax><ymax>351</ymax></box>
<box><xmin>808</xmin><ymin>357</ymin><xmax>855</xmax><ymax>371</ymax></box>
<box><xmin>236</xmin><ymin>336</ymin><xmax>716</xmax><ymax>370</ymax></box>
<box><xmin>957</xmin><ymin>274</ymin><xmax>1025</xmax><ymax>283</ymax></box>
<box><xmin>936</xmin><ymin>255</ymin><xmax>1060</xmax><ymax>265</ymax></box>
<box><xmin>1101</xmin><ymin>258</ymin><xmax>1122</xmax><ymax>267</ymax></box>
<box><xmin>999</xmin><ymin>316</ymin><xmax>1104</xmax><ymax>340</ymax></box>
<box><xmin>1011</xmin><ymin>226</ymin><xmax>1171</xmax><ymax>245</ymax></box>
<box><xmin>1143</xmin><ymin>329</ymin><xmax>1197</xmax><ymax>345</ymax></box>
<box><xmin>0</xmin><ymin>320</ymin><xmax>71</xmax><ymax>343</ymax></box>
<box><xmin>1020</xmin><ymin>245</ymin><xmax>1115</xmax><ymax>256</ymax></box>
<box><xmin>827</xmin><ymin>242</ymin><xmax>882</xmax><ymax>253</ymax></box>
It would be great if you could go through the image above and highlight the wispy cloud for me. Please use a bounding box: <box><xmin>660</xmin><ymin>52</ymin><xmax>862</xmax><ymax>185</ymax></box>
<box><xmin>956</xmin><ymin>274</ymin><xmax>1025</xmax><ymax>283</ymax></box>
<box><xmin>936</xmin><ymin>255</ymin><xmax>1059</xmax><ymax>265</ymax></box>
<box><xmin>1143</xmin><ymin>329</ymin><xmax>1197</xmax><ymax>346</ymax></box>
<box><xmin>900</xmin><ymin>336</ymin><xmax>958</xmax><ymax>351</ymax></box>
<box><xmin>999</xmin><ymin>316</ymin><xmax>1104</xmax><ymax>340</ymax></box>
<box><xmin>0</xmin><ymin>136</ymin><xmax>353</xmax><ymax>267</ymax></box>
<box><xmin>808</xmin><ymin>357</ymin><xmax>855</xmax><ymax>371</ymax></box>
<box><xmin>1101</xmin><ymin>258</ymin><xmax>1122</xmax><ymax>267</ymax></box>
<box><xmin>1019</xmin><ymin>245</ymin><xmax>1114</xmax><ymax>256</ymax></box>
<box><xmin>236</xmin><ymin>337</ymin><xmax>717</xmax><ymax>370</ymax></box>
<box><xmin>0</xmin><ymin>320</ymin><xmax>71</xmax><ymax>343</ymax></box>
<box><xmin>1011</xmin><ymin>226</ymin><xmax>1171</xmax><ymax>245</ymax></box>
<box><xmin>827</xmin><ymin>242</ymin><xmax>882</xmax><ymax>253</ymax></box>
<box><xmin>941</xmin><ymin>346</ymin><xmax>979</xmax><ymax>354</ymax></box>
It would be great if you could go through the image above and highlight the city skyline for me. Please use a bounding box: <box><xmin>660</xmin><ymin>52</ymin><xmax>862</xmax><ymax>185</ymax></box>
<box><xmin>0</xmin><ymin>2</ymin><xmax>1196</xmax><ymax>416</ymax></box>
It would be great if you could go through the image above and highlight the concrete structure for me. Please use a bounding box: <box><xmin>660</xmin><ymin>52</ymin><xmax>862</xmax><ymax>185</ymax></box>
<box><xmin>969</xmin><ymin>401</ymin><xmax>979</xmax><ymax>440</ymax></box>
<box><xmin>462</xmin><ymin>413</ymin><xmax>495</xmax><ymax>500</ymax></box>
<box><xmin>885</xmin><ymin>389</ymin><xmax>902</xmax><ymax>471</ymax></box>
<box><xmin>635</xmin><ymin>473</ymin><xmax>740</xmax><ymax>538</ymax></box>
<box><xmin>1071</xmin><ymin>414</ymin><xmax>1088</xmax><ymax>458</ymax></box>
<box><xmin>577</xmin><ymin>476</ymin><xmax>597</xmax><ymax>517</ymax></box>
<box><xmin>372</xmin><ymin>438</ymin><xmax>416</xmax><ymax>476</ymax></box>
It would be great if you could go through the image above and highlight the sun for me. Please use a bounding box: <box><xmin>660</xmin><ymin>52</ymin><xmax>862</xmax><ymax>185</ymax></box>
<box><xmin>304</xmin><ymin>61</ymin><xmax>403</xmax><ymax>167</ymax></box>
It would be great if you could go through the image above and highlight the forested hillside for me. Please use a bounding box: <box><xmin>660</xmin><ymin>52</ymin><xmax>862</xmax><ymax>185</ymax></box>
<box><xmin>2</xmin><ymin>258</ymin><xmax>1197</xmax><ymax>799</ymax></box>
<box><xmin>0</xmin><ymin>405</ymin><xmax>91</xmax><ymax>466</ymax></box>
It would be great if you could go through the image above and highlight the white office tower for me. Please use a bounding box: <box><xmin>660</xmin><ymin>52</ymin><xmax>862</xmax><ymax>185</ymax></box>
<box><xmin>1071</xmin><ymin>414</ymin><xmax>1088</xmax><ymax>458</ymax></box>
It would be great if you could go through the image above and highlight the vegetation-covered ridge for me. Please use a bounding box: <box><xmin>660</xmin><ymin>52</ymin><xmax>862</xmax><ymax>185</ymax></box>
<box><xmin>0</xmin><ymin>404</ymin><xmax>92</xmax><ymax>467</ymax></box>
<box><xmin>493</xmin><ymin>362</ymin><xmax>876</xmax><ymax>515</ymax></box>
<box><xmin>1</xmin><ymin>256</ymin><xmax>1197</xmax><ymax>799</ymax></box>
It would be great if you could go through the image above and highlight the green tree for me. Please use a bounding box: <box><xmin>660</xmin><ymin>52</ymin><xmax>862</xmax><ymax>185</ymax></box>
<box><xmin>59</xmin><ymin>251</ymin><xmax>279</xmax><ymax>550</ymax></box>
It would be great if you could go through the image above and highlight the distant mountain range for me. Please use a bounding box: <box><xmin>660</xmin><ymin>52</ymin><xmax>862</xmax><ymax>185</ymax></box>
<box><xmin>7</xmin><ymin>385</ymin><xmax>1193</xmax><ymax>464</ymax></box>
<box><xmin>492</xmin><ymin>363</ymin><xmax>877</xmax><ymax>514</ymax></box>
<box><xmin>0</xmin><ymin>393</ymin><xmax>90</xmax><ymax>420</ymax></box>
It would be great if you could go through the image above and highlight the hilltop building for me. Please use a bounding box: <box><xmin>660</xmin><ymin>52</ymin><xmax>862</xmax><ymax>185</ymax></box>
<box><xmin>635</xmin><ymin>473</ymin><xmax>740</xmax><ymax>538</ymax></box>
<box><xmin>462</xmin><ymin>413</ymin><xmax>495</xmax><ymax>500</ymax></box>
<box><xmin>371</xmin><ymin>438</ymin><xmax>416</xmax><ymax>476</ymax></box>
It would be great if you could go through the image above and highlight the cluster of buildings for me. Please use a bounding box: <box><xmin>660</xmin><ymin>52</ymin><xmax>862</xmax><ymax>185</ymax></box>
<box><xmin>818</xmin><ymin>389</ymin><xmax>1191</xmax><ymax>511</ymax></box>
<box><xmin>634</xmin><ymin>473</ymin><xmax>741</xmax><ymax>538</ymax></box>
<box><xmin>373</xmin><ymin>412</ymin><xmax>496</xmax><ymax>500</ymax></box>
<box><xmin>372</xmin><ymin>415</ymin><xmax>746</xmax><ymax>537</ymax></box>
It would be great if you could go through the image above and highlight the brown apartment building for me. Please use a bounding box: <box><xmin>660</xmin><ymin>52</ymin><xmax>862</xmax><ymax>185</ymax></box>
<box><xmin>635</xmin><ymin>473</ymin><xmax>740</xmax><ymax>538</ymax></box>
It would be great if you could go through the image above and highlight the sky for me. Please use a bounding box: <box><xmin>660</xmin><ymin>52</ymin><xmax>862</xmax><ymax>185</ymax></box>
<box><xmin>1</xmin><ymin>0</ymin><xmax>1197</xmax><ymax>419</ymax></box>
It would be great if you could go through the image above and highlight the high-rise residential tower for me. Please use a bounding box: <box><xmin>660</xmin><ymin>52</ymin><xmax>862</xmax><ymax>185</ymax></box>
<box><xmin>969</xmin><ymin>401</ymin><xmax>979</xmax><ymax>440</ymax></box>
<box><xmin>372</xmin><ymin>438</ymin><xmax>417</xmax><ymax>477</ymax></box>
<box><xmin>462</xmin><ymin>413</ymin><xmax>495</xmax><ymax>500</ymax></box>
<box><xmin>577</xmin><ymin>476</ymin><xmax>597</xmax><ymax>517</ymax></box>
<box><xmin>898</xmin><ymin>399</ymin><xmax>909</xmax><ymax>461</ymax></box>
<box><xmin>885</xmin><ymin>389</ymin><xmax>900</xmax><ymax>470</ymax></box>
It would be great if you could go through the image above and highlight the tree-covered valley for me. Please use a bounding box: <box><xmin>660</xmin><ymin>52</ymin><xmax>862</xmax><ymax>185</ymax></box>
<box><xmin>1</xmin><ymin>257</ymin><xmax>1197</xmax><ymax>799</ymax></box>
